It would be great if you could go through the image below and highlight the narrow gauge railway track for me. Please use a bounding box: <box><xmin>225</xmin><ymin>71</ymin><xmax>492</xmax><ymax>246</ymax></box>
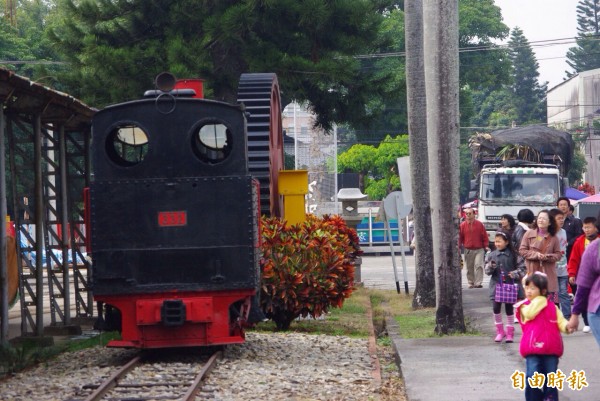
<box><xmin>73</xmin><ymin>349</ymin><xmax>221</xmax><ymax>401</ymax></box>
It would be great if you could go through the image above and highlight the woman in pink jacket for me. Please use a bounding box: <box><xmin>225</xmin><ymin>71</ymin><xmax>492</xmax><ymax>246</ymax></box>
<box><xmin>516</xmin><ymin>272</ymin><xmax>572</xmax><ymax>401</ymax></box>
<box><xmin>519</xmin><ymin>210</ymin><xmax>562</xmax><ymax>303</ymax></box>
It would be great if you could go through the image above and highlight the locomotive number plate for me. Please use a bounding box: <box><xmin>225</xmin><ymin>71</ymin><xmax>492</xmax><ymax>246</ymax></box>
<box><xmin>158</xmin><ymin>211</ymin><xmax>187</xmax><ymax>227</ymax></box>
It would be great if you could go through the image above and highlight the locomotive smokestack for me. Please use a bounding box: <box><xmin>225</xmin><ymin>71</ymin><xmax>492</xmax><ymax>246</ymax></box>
<box><xmin>155</xmin><ymin>72</ymin><xmax>177</xmax><ymax>92</ymax></box>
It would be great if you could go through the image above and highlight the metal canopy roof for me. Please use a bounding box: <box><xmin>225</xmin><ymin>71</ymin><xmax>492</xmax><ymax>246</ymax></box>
<box><xmin>0</xmin><ymin>66</ymin><xmax>96</xmax><ymax>131</ymax></box>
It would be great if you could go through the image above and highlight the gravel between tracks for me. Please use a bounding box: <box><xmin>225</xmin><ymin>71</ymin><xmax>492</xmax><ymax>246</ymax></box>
<box><xmin>0</xmin><ymin>331</ymin><xmax>401</xmax><ymax>401</ymax></box>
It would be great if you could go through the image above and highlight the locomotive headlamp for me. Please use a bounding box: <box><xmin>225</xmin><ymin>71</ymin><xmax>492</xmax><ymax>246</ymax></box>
<box><xmin>155</xmin><ymin>72</ymin><xmax>177</xmax><ymax>92</ymax></box>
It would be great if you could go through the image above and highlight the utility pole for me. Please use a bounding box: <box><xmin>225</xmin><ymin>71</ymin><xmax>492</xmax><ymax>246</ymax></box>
<box><xmin>423</xmin><ymin>0</ymin><xmax>465</xmax><ymax>334</ymax></box>
<box><xmin>405</xmin><ymin>0</ymin><xmax>435</xmax><ymax>308</ymax></box>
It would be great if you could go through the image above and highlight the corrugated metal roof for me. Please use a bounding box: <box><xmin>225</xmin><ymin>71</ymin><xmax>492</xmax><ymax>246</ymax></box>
<box><xmin>0</xmin><ymin>66</ymin><xmax>96</xmax><ymax>131</ymax></box>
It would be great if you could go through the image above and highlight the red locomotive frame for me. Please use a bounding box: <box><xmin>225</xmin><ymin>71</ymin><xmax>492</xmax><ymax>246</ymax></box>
<box><xmin>96</xmin><ymin>290</ymin><xmax>253</xmax><ymax>348</ymax></box>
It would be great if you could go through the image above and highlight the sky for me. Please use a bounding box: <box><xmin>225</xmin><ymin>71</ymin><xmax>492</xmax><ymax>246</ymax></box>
<box><xmin>493</xmin><ymin>0</ymin><xmax>578</xmax><ymax>90</ymax></box>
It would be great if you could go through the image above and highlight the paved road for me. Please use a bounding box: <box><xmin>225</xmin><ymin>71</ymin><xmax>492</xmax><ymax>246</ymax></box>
<box><xmin>359</xmin><ymin>253</ymin><xmax>491</xmax><ymax>291</ymax></box>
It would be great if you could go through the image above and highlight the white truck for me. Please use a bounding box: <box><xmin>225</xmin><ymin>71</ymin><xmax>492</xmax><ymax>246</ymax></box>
<box><xmin>476</xmin><ymin>162</ymin><xmax>562</xmax><ymax>244</ymax></box>
<box><xmin>468</xmin><ymin>126</ymin><xmax>574</xmax><ymax>245</ymax></box>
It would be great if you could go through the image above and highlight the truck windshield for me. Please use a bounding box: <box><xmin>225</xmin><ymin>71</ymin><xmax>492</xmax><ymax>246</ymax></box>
<box><xmin>480</xmin><ymin>174</ymin><xmax>559</xmax><ymax>203</ymax></box>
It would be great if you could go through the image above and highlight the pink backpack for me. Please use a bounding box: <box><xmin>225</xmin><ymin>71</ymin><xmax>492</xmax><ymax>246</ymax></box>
<box><xmin>517</xmin><ymin>298</ymin><xmax>564</xmax><ymax>357</ymax></box>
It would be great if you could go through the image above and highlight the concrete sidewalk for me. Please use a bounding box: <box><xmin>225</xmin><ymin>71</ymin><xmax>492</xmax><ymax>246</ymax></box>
<box><xmin>360</xmin><ymin>255</ymin><xmax>598</xmax><ymax>401</ymax></box>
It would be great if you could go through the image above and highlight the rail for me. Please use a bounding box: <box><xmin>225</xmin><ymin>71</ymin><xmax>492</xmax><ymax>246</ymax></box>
<box><xmin>83</xmin><ymin>350</ymin><xmax>222</xmax><ymax>401</ymax></box>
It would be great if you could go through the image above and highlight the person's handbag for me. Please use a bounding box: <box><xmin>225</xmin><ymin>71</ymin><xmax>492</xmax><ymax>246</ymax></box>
<box><xmin>495</xmin><ymin>271</ymin><xmax>518</xmax><ymax>303</ymax></box>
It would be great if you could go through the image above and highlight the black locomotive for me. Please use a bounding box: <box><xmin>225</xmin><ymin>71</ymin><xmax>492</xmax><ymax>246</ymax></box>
<box><xmin>88</xmin><ymin>72</ymin><xmax>283</xmax><ymax>348</ymax></box>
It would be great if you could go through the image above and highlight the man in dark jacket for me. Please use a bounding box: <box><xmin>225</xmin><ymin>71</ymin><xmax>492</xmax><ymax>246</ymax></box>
<box><xmin>557</xmin><ymin>197</ymin><xmax>583</xmax><ymax>260</ymax></box>
<box><xmin>512</xmin><ymin>208</ymin><xmax>534</xmax><ymax>250</ymax></box>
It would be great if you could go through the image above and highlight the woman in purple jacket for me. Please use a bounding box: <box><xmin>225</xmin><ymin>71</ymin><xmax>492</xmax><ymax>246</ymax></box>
<box><xmin>567</xmin><ymin>237</ymin><xmax>600</xmax><ymax>347</ymax></box>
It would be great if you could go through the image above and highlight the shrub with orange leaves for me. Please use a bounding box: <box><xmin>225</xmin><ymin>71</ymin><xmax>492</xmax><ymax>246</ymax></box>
<box><xmin>259</xmin><ymin>214</ymin><xmax>362</xmax><ymax>330</ymax></box>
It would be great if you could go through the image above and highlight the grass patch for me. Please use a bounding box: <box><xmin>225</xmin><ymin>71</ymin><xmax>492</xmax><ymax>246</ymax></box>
<box><xmin>251</xmin><ymin>286</ymin><xmax>372</xmax><ymax>337</ymax></box>
<box><xmin>0</xmin><ymin>331</ymin><xmax>120</xmax><ymax>377</ymax></box>
<box><xmin>388</xmin><ymin>291</ymin><xmax>481</xmax><ymax>338</ymax></box>
<box><xmin>367</xmin><ymin>289</ymin><xmax>481</xmax><ymax>338</ymax></box>
<box><xmin>0</xmin><ymin>342</ymin><xmax>58</xmax><ymax>376</ymax></box>
<box><xmin>394</xmin><ymin>310</ymin><xmax>481</xmax><ymax>338</ymax></box>
<box><xmin>377</xmin><ymin>336</ymin><xmax>392</xmax><ymax>347</ymax></box>
<box><xmin>62</xmin><ymin>331</ymin><xmax>121</xmax><ymax>353</ymax></box>
<box><xmin>395</xmin><ymin>310</ymin><xmax>437</xmax><ymax>338</ymax></box>
<box><xmin>250</xmin><ymin>286</ymin><xmax>483</xmax><ymax>340</ymax></box>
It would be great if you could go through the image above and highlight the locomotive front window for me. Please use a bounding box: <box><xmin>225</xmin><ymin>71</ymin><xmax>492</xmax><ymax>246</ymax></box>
<box><xmin>106</xmin><ymin>124</ymin><xmax>149</xmax><ymax>167</ymax></box>
<box><xmin>192</xmin><ymin>122</ymin><xmax>232</xmax><ymax>164</ymax></box>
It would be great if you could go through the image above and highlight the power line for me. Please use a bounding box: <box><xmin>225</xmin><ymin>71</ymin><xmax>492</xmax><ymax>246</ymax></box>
<box><xmin>0</xmin><ymin>60</ymin><xmax>67</xmax><ymax>65</ymax></box>
<box><xmin>354</xmin><ymin>35</ymin><xmax>600</xmax><ymax>60</ymax></box>
<box><xmin>3</xmin><ymin>36</ymin><xmax>598</xmax><ymax>69</ymax></box>
<box><xmin>546</xmin><ymin>104</ymin><xmax>600</xmax><ymax>107</ymax></box>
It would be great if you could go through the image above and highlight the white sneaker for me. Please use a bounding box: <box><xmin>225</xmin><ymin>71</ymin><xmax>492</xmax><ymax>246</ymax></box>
<box><xmin>583</xmin><ymin>326</ymin><xmax>591</xmax><ymax>333</ymax></box>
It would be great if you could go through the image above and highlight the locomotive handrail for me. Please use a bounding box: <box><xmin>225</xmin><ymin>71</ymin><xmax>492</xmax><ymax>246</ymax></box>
<box><xmin>143</xmin><ymin>89</ymin><xmax>197</xmax><ymax>98</ymax></box>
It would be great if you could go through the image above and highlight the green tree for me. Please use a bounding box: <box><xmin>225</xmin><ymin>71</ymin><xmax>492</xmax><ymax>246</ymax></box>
<box><xmin>568</xmin><ymin>147</ymin><xmax>588</xmax><ymax>186</ymax></box>
<box><xmin>0</xmin><ymin>19</ymin><xmax>33</xmax><ymax>73</ymax></box>
<box><xmin>8</xmin><ymin>0</ymin><xmax>512</xmax><ymax>138</ymax></box>
<box><xmin>0</xmin><ymin>1</ymin><xmax>64</xmax><ymax>79</ymax></box>
<box><xmin>337</xmin><ymin>144</ymin><xmax>377</xmax><ymax>192</ymax></box>
<box><xmin>458</xmin><ymin>0</ymin><xmax>511</xmax><ymax>92</ymax></box>
<box><xmin>471</xmin><ymin>88</ymin><xmax>517</xmax><ymax>128</ymax></box>
<box><xmin>469</xmin><ymin>28</ymin><xmax>546</xmax><ymax>128</ymax></box>
<box><xmin>353</xmin><ymin>0</ymin><xmax>511</xmax><ymax>141</ymax></box>
<box><xmin>567</xmin><ymin>0</ymin><xmax>600</xmax><ymax>76</ymax></box>
<box><xmin>337</xmin><ymin>135</ymin><xmax>408</xmax><ymax>200</ymax></box>
<box><xmin>566</xmin><ymin>124</ymin><xmax>591</xmax><ymax>186</ymax></box>
<box><xmin>508</xmin><ymin>27</ymin><xmax>546</xmax><ymax>124</ymax></box>
<box><xmin>46</xmin><ymin>0</ymin><xmax>395</xmax><ymax>130</ymax></box>
<box><xmin>15</xmin><ymin>0</ymin><xmax>63</xmax><ymax>81</ymax></box>
<box><xmin>456</xmin><ymin>0</ymin><xmax>513</xmax><ymax>131</ymax></box>
<box><xmin>352</xmin><ymin>8</ymin><xmax>407</xmax><ymax>142</ymax></box>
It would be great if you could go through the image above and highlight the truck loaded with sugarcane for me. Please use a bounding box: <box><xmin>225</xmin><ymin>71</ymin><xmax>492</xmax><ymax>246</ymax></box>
<box><xmin>468</xmin><ymin>125</ymin><xmax>574</xmax><ymax>245</ymax></box>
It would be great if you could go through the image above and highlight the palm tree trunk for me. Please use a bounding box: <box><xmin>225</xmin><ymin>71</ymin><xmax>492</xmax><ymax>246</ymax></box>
<box><xmin>423</xmin><ymin>0</ymin><xmax>466</xmax><ymax>334</ymax></box>
<box><xmin>405</xmin><ymin>0</ymin><xmax>435</xmax><ymax>308</ymax></box>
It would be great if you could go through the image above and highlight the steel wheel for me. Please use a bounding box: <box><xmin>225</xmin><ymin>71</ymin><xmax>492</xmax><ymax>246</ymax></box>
<box><xmin>237</xmin><ymin>73</ymin><xmax>284</xmax><ymax>217</ymax></box>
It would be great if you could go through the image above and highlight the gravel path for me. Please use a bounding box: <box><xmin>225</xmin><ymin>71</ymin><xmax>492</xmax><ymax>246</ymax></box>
<box><xmin>0</xmin><ymin>332</ymin><xmax>391</xmax><ymax>401</ymax></box>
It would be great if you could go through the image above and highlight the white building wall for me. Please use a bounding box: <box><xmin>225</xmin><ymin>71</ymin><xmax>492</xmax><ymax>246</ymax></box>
<box><xmin>547</xmin><ymin>68</ymin><xmax>600</xmax><ymax>191</ymax></box>
<box><xmin>547</xmin><ymin>77</ymin><xmax>580</xmax><ymax>128</ymax></box>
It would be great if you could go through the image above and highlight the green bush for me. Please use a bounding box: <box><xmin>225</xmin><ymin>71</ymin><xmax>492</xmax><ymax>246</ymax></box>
<box><xmin>260</xmin><ymin>214</ymin><xmax>362</xmax><ymax>330</ymax></box>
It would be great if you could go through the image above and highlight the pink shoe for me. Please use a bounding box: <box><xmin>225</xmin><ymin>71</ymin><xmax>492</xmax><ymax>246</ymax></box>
<box><xmin>495</xmin><ymin>325</ymin><xmax>505</xmax><ymax>342</ymax></box>
<box><xmin>505</xmin><ymin>326</ymin><xmax>514</xmax><ymax>343</ymax></box>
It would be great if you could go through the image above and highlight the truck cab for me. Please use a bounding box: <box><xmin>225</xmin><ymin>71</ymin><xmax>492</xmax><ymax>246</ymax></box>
<box><xmin>476</xmin><ymin>162</ymin><xmax>562</xmax><ymax>245</ymax></box>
